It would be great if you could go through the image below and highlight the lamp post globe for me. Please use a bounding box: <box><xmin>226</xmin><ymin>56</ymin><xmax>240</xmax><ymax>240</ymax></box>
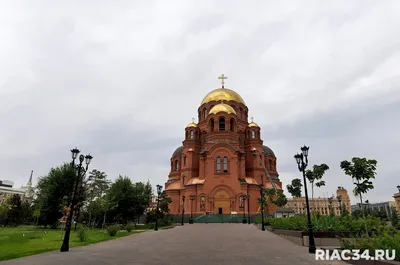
<box><xmin>70</xmin><ymin>148</ymin><xmax>80</xmax><ymax>161</ymax></box>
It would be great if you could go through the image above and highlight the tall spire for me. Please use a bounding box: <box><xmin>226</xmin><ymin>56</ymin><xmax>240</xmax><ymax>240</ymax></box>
<box><xmin>28</xmin><ymin>170</ymin><xmax>33</xmax><ymax>184</ymax></box>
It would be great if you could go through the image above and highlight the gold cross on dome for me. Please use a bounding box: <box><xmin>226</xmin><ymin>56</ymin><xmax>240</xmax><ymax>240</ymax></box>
<box><xmin>251</xmin><ymin>117</ymin><xmax>254</xmax><ymax>122</ymax></box>
<box><xmin>218</xmin><ymin>74</ymin><xmax>228</xmax><ymax>88</ymax></box>
<box><xmin>192</xmin><ymin>118</ymin><xmax>195</xmax><ymax>123</ymax></box>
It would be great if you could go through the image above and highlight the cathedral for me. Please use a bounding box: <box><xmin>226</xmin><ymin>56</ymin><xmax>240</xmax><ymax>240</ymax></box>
<box><xmin>165</xmin><ymin>75</ymin><xmax>283</xmax><ymax>217</ymax></box>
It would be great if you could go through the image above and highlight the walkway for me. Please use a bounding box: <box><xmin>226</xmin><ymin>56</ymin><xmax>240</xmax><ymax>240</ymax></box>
<box><xmin>1</xmin><ymin>224</ymin><xmax>345</xmax><ymax>265</ymax></box>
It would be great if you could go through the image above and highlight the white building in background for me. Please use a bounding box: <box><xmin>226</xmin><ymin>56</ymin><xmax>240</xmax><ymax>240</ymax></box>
<box><xmin>0</xmin><ymin>170</ymin><xmax>35</xmax><ymax>204</ymax></box>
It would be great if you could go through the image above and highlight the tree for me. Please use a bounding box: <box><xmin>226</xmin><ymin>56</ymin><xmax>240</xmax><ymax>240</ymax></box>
<box><xmin>106</xmin><ymin>176</ymin><xmax>151</xmax><ymax>224</ymax></box>
<box><xmin>341</xmin><ymin>203</ymin><xmax>350</xmax><ymax>217</ymax></box>
<box><xmin>286</xmin><ymin>178</ymin><xmax>302</xmax><ymax>198</ymax></box>
<box><xmin>261</xmin><ymin>188</ymin><xmax>288</xmax><ymax>215</ymax></box>
<box><xmin>86</xmin><ymin>169</ymin><xmax>110</xmax><ymax>227</ymax></box>
<box><xmin>34</xmin><ymin>163</ymin><xmax>86</xmax><ymax>228</ymax></box>
<box><xmin>340</xmin><ymin>157</ymin><xmax>377</xmax><ymax>234</ymax></box>
<box><xmin>305</xmin><ymin>164</ymin><xmax>329</xmax><ymax>200</ymax></box>
<box><xmin>158</xmin><ymin>191</ymin><xmax>172</xmax><ymax>216</ymax></box>
<box><xmin>0</xmin><ymin>203</ymin><xmax>9</xmax><ymax>225</ymax></box>
<box><xmin>4</xmin><ymin>194</ymin><xmax>22</xmax><ymax>226</ymax></box>
<box><xmin>390</xmin><ymin>207</ymin><xmax>399</xmax><ymax>229</ymax></box>
<box><xmin>131</xmin><ymin>181</ymin><xmax>152</xmax><ymax>221</ymax></box>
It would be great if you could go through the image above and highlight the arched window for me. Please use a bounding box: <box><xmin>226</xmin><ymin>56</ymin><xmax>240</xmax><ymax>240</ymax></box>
<box><xmin>200</xmin><ymin>196</ymin><xmax>206</xmax><ymax>210</ymax></box>
<box><xmin>190</xmin><ymin>130</ymin><xmax>194</xmax><ymax>139</ymax></box>
<box><xmin>268</xmin><ymin>159</ymin><xmax>272</xmax><ymax>170</ymax></box>
<box><xmin>185</xmin><ymin>131</ymin><xmax>188</xmax><ymax>139</ymax></box>
<box><xmin>182</xmin><ymin>176</ymin><xmax>186</xmax><ymax>186</ymax></box>
<box><xmin>175</xmin><ymin>160</ymin><xmax>179</xmax><ymax>171</ymax></box>
<box><xmin>239</xmin><ymin>108</ymin><xmax>243</xmax><ymax>118</ymax></box>
<box><xmin>183</xmin><ymin>156</ymin><xmax>187</xmax><ymax>166</ymax></box>
<box><xmin>251</xmin><ymin>130</ymin><xmax>256</xmax><ymax>138</ymax></box>
<box><xmin>230</xmin><ymin>118</ymin><xmax>235</xmax><ymax>132</ymax></box>
<box><xmin>259</xmin><ymin>155</ymin><xmax>262</xmax><ymax>165</ymax></box>
<box><xmin>216</xmin><ymin>156</ymin><xmax>221</xmax><ymax>173</ymax></box>
<box><xmin>239</xmin><ymin>196</ymin><xmax>245</xmax><ymax>208</ymax></box>
<box><xmin>223</xmin><ymin>156</ymin><xmax>228</xmax><ymax>173</ymax></box>
<box><xmin>248</xmin><ymin>130</ymin><xmax>251</xmax><ymax>139</ymax></box>
<box><xmin>203</xmin><ymin>108</ymin><xmax>207</xmax><ymax>119</ymax></box>
<box><xmin>209</xmin><ymin>118</ymin><xmax>214</xmax><ymax>132</ymax></box>
<box><xmin>219</xmin><ymin>117</ymin><xmax>225</xmax><ymax>131</ymax></box>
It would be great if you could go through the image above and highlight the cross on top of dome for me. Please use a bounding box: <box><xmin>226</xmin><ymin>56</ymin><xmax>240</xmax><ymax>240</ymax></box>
<box><xmin>218</xmin><ymin>74</ymin><xmax>227</xmax><ymax>88</ymax></box>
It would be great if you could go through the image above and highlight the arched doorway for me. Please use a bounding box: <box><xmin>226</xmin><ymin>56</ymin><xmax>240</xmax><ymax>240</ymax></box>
<box><xmin>214</xmin><ymin>189</ymin><xmax>230</xmax><ymax>214</ymax></box>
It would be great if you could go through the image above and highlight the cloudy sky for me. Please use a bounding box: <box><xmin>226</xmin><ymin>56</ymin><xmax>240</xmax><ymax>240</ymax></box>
<box><xmin>1</xmin><ymin>0</ymin><xmax>399</xmax><ymax>204</ymax></box>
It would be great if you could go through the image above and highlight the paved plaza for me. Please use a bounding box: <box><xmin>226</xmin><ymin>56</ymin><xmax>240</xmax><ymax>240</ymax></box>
<box><xmin>1</xmin><ymin>224</ymin><xmax>345</xmax><ymax>265</ymax></box>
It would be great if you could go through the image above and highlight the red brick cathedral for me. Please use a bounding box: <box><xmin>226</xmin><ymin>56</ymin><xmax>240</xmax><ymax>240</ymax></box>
<box><xmin>165</xmin><ymin>75</ymin><xmax>283</xmax><ymax>216</ymax></box>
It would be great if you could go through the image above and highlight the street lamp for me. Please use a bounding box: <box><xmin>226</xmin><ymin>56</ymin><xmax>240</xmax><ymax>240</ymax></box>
<box><xmin>60</xmin><ymin>148</ymin><xmax>92</xmax><ymax>252</ymax></box>
<box><xmin>247</xmin><ymin>194</ymin><xmax>251</xmax><ymax>224</ymax></box>
<box><xmin>242</xmin><ymin>195</ymin><xmax>247</xmax><ymax>223</ymax></box>
<box><xmin>154</xmin><ymin>184</ymin><xmax>162</xmax><ymax>231</ymax></box>
<box><xmin>189</xmin><ymin>195</ymin><xmax>195</xmax><ymax>224</ymax></box>
<box><xmin>181</xmin><ymin>196</ymin><xmax>185</xmax><ymax>225</ymax></box>
<box><xmin>294</xmin><ymin>145</ymin><xmax>316</xmax><ymax>254</ymax></box>
<box><xmin>337</xmin><ymin>195</ymin><xmax>342</xmax><ymax>216</ymax></box>
<box><xmin>259</xmin><ymin>184</ymin><xmax>265</xmax><ymax>231</ymax></box>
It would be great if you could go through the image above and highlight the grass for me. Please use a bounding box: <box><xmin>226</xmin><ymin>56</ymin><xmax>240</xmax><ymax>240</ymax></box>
<box><xmin>0</xmin><ymin>226</ymin><xmax>147</xmax><ymax>261</ymax></box>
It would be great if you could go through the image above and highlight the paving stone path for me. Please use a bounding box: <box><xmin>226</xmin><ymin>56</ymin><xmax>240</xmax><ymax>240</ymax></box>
<box><xmin>1</xmin><ymin>224</ymin><xmax>346</xmax><ymax>265</ymax></box>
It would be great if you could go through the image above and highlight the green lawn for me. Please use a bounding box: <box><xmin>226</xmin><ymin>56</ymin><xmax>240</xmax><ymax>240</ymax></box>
<box><xmin>0</xmin><ymin>226</ymin><xmax>146</xmax><ymax>261</ymax></box>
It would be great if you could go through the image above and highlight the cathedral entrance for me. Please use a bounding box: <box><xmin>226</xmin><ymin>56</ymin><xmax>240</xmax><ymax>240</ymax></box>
<box><xmin>214</xmin><ymin>189</ymin><xmax>230</xmax><ymax>214</ymax></box>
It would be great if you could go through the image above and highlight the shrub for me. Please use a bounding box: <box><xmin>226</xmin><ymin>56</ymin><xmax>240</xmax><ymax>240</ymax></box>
<box><xmin>106</xmin><ymin>225</ymin><xmax>120</xmax><ymax>236</ymax></box>
<box><xmin>341</xmin><ymin>231</ymin><xmax>400</xmax><ymax>261</ymax></box>
<box><xmin>125</xmin><ymin>223</ymin><xmax>134</xmax><ymax>232</ymax></box>
<box><xmin>77</xmin><ymin>227</ymin><xmax>88</xmax><ymax>242</ymax></box>
<box><xmin>267</xmin><ymin>215</ymin><xmax>381</xmax><ymax>233</ymax></box>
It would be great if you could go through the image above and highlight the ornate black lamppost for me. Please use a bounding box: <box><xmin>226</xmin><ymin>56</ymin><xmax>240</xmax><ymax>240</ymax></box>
<box><xmin>181</xmin><ymin>196</ymin><xmax>185</xmax><ymax>225</ymax></box>
<box><xmin>247</xmin><ymin>194</ymin><xmax>251</xmax><ymax>224</ymax></box>
<box><xmin>294</xmin><ymin>145</ymin><xmax>316</xmax><ymax>254</ymax></box>
<box><xmin>337</xmin><ymin>195</ymin><xmax>342</xmax><ymax>216</ymax></box>
<box><xmin>259</xmin><ymin>184</ymin><xmax>265</xmax><ymax>231</ymax></box>
<box><xmin>60</xmin><ymin>148</ymin><xmax>92</xmax><ymax>252</ymax></box>
<box><xmin>189</xmin><ymin>195</ymin><xmax>195</xmax><ymax>224</ymax></box>
<box><xmin>154</xmin><ymin>184</ymin><xmax>162</xmax><ymax>231</ymax></box>
<box><xmin>242</xmin><ymin>195</ymin><xmax>247</xmax><ymax>223</ymax></box>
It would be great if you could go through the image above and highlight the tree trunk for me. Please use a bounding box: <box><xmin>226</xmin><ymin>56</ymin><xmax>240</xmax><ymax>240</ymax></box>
<box><xmin>358</xmin><ymin>182</ymin><xmax>369</xmax><ymax>236</ymax></box>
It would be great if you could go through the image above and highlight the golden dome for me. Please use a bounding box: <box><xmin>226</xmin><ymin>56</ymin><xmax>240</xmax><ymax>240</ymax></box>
<box><xmin>208</xmin><ymin>103</ymin><xmax>237</xmax><ymax>115</ymax></box>
<box><xmin>186</xmin><ymin>122</ymin><xmax>197</xmax><ymax>128</ymax></box>
<box><xmin>248</xmin><ymin>122</ymin><xmax>259</xmax><ymax>127</ymax></box>
<box><xmin>201</xmin><ymin>88</ymin><xmax>246</xmax><ymax>105</ymax></box>
<box><xmin>248</xmin><ymin>117</ymin><xmax>259</xmax><ymax>127</ymax></box>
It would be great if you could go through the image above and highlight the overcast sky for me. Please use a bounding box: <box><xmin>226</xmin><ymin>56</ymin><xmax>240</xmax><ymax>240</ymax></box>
<box><xmin>1</xmin><ymin>1</ymin><xmax>399</xmax><ymax>204</ymax></box>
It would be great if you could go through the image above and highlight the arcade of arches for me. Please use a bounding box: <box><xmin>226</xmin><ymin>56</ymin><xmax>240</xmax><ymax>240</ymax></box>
<box><xmin>165</xmin><ymin>75</ymin><xmax>283</xmax><ymax>216</ymax></box>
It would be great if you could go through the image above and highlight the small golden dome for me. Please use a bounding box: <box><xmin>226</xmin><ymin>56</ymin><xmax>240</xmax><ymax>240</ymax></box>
<box><xmin>248</xmin><ymin>117</ymin><xmax>259</xmax><ymax>127</ymax></box>
<box><xmin>201</xmin><ymin>88</ymin><xmax>246</xmax><ymax>105</ymax></box>
<box><xmin>186</xmin><ymin>118</ymin><xmax>197</xmax><ymax>128</ymax></box>
<box><xmin>248</xmin><ymin>122</ymin><xmax>259</xmax><ymax>127</ymax></box>
<box><xmin>208</xmin><ymin>103</ymin><xmax>237</xmax><ymax>115</ymax></box>
<box><xmin>186</xmin><ymin>122</ymin><xmax>197</xmax><ymax>128</ymax></box>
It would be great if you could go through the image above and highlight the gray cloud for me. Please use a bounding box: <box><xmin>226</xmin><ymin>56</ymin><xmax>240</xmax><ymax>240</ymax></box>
<box><xmin>1</xmin><ymin>1</ymin><xmax>399</xmax><ymax>205</ymax></box>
